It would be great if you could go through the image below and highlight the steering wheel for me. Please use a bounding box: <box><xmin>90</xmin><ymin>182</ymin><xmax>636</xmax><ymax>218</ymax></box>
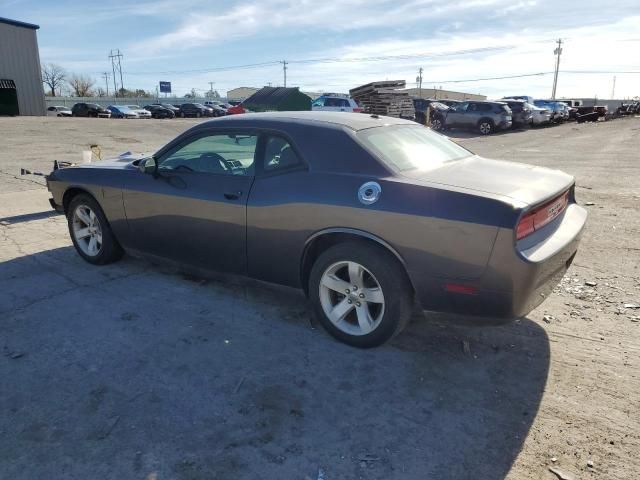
<box><xmin>199</xmin><ymin>152</ymin><xmax>227</xmax><ymax>173</ymax></box>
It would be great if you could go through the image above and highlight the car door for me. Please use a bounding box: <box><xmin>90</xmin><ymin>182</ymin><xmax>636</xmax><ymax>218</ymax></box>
<box><xmin>464</xmin><ymin>102</ymin><xmax>482</xmax><ymax>127</ymax></box>
<box><xmin>122</xmin><ymin>129</ymin><xmax>258</xmax><ymax>274</ymax></box>
<box><xmin>246</xmin><ymin>133</ymin><xmax>310</xmax><ymax>286</ymax></box>
<box><xmin>445</xmin><ymin>101</ymin><xmax>468</xmax><ymax>126</ymax></box>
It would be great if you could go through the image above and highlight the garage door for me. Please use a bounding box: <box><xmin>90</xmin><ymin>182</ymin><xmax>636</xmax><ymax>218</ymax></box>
<box><xmin>0</xmin><ymin>79</ymin><xmax>19</xmax><ymax>116</ymax></box>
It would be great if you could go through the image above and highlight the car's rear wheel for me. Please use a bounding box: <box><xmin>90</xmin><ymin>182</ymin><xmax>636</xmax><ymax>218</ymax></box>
<box><xmin>67</xmin><ymin>194</ymin><xmax>123</xmax><ymax>265</ymax></box>
<box><xmin>309</xmin><ymin>242</ymin><xmax>413</xmax><ymax>348</ymax></box>
<box><xmin>478</xmin><ymin>120</ymin><xmax>494</xmax><ymax>135</ymax></box>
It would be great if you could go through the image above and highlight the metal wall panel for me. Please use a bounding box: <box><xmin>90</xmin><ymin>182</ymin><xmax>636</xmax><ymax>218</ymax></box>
<box><xmin>0</xmin><ymin>22</ymin><xmax>46</xmax><ymax>115</ymax></box>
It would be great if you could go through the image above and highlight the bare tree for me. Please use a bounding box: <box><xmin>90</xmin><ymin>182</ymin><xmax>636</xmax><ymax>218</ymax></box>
<box><xmin>68</xmin><ymin>74</ymin><xmax>95</xmax><ymax>97</ymax></box>
<box><xmin>41</xmin><ymin>63</ymin><xmax>66</xmax><ymax>96</ymax></box>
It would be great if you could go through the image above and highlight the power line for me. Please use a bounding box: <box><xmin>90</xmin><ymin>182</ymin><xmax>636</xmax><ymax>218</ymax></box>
<box><xmin>126</xmin><ymin>61</ymin><xmax>281</xmax><ymax>76</ymax></box>
<box><xmin>122</xmin><ymin>44</ymin><xmax>526</xmax><ymax>77</ymax></box>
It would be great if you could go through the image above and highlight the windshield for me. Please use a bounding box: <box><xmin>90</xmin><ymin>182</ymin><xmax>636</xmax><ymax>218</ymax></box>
<box><xmin>357</xmin><ymin>125</ymin><xmax>471</xmax><ymax>173</ymax></box>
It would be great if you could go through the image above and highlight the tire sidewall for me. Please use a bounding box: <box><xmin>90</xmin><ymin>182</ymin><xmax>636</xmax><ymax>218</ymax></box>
<box><xmin>309</xmin><ymin>242</ymin><xmax>412</xmax><ymax>348</ymax></box>
<box><xmin>67</xmin><ymin>194</ymin><xmax>122</xmax><ymax>265</ymax></box>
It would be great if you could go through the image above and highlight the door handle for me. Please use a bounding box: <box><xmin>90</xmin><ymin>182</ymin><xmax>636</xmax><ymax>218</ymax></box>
<box><xmin>224</xmin><ymin>190</ymin><xmax>242</xmax><ymax>200</ymax></box>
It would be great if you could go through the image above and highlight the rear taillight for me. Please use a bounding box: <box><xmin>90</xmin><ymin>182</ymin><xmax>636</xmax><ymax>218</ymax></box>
<box><xmin>353</xmin><ymin>107</ymin><xmax>364</xmax><ymax>113</ymax></box>
<box><xmin>516</xmin><ymin>190</ymin><xmax>570</xmax><ymax>240</ymax></box>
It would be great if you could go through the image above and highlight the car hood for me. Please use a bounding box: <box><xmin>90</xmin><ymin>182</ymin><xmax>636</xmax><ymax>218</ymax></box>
<box><xmin>72</xmin><ymin>152</ymin><xmax>149</xmax><ymax>169</ymax></box>
<box><xmin>402</xmin><ymin>155</ymin><xmax>573</xmax><ymax>207</ymax></box>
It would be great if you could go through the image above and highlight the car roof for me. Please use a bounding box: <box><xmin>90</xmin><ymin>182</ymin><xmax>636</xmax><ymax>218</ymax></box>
<box><xmin>196</xmin><ymin>111</ymin><xmax>413</xmax><ymax>131</ymax></box>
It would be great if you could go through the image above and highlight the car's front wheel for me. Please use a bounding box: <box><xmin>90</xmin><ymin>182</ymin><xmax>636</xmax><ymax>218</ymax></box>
<box><xmin>431</xmin><ymin>117</ymin><xmax>443</xmax><ymax>131</ymax></box>
<box><xmin>309</xmin><ymin>242</ymin><xmax>413</xmax><ymax>348</ymax></box>
<box><xmin>67</xmin><ymin>194</ymin><xmax>124</xmax><ymax>265</ymax></box>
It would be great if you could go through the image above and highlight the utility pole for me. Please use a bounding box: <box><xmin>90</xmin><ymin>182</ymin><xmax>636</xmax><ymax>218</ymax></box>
<box><xmin>416</xmin><ymin>67</ymin><xmax>423</xmax><ymax>97</ymax></box>
<box><xmin>611</xmin><ymin>75</ymin><xmax>616</xmax><ymax>98</ymax></box>
<box><xmin>551</xmin><ymin>38</ymin><xmax>563</xmax><ymax>99</ymax></box>
<box><xmin>102</xmin><ymin>72</ymin><xmax>110</xmax><ymax>96</ymax></box>
<box><xmin>109</xmin><ymin>49</ymin><xmax>124</xmax><ymax>96</ymax></box>
<box><xmin>280</xmin><ymin>60</ymin><xmax>288</xmax><ymax>87</ymax></box>
<box><xmin>208</xmin><ymin>81</ymin><xmax>215</xmax><ymax>97</ymax></box>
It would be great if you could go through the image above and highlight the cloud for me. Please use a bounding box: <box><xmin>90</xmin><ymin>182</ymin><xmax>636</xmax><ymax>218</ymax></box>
<box><xmin>130</xmin><ymin>0</ymin><xmax>516</xmax><ymax>54</ymax></box>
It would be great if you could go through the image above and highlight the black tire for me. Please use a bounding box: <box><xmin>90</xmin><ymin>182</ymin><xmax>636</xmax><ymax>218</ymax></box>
<box><xmin>431</xmin><ymin>117</ymin><xmax>443</xmax><ymax>131</ymax></box>
<box><xmin>478</xmin><ymin>119</ymin><xmax>494</xmax><ymax>135</ymax></box>
<box><xmin>309</xmin><ymin>242</ymin><xmax>413</xmax><ymax>348</ymax></box>
<box><xmin>67</xmin><ymin>193</ymin><xmax>124</xmax><ymax>265</ymax></box>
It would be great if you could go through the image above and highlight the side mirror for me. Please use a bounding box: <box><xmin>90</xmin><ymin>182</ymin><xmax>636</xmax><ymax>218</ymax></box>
<box><xmin>138</xmin><ymin>156</ymin><xmax>157</xmax><ymax>175</ymax></box>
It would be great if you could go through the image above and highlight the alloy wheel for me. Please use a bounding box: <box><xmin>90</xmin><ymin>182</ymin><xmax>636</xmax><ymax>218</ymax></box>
<box><xmin>72</xmin><ymin>205</ymin><xmax>103</xmax><ymax>257</ymax></box>
<box><xmin>432</xmin><ymin>118</ymin><xmax>442</xmax><ymax>131</ymax></box>
<box><xmin>479</xmin><ymin>122</ymin><xmax>492</xmax><ymax>134</ymax></box>
<box><xmin>319</xmin><ymin>261</ymin><xmax>385</xmax><ymax>336</ymax></box>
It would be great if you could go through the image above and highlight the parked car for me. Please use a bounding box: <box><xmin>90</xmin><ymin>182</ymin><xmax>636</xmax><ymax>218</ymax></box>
<box><xmin>227</xmin><ymin>104</ymin><xmax>246</xmax><ymax>115</ymax></box>
<box><xmin>152</xmin><ymin>103</ymin><xmax>181</xmax><ymax>115</ymax></box>
<box><xmin>534</xmin><ymin>100</ymin><xmax>565</xmax><ymax>123</ymax></box>
<box><xmin>504</xmin><ymin>95</ymin><xmax>535</xmax><ymax>104</ymax></box>
<box><xmin>46</xmin><ymin>112</ymin><xmax>587</xmax><ymax>348</ymax></box>
<box><xmin>178</xmin><ymin>103</ymin><xmax>209</xmax><ymax>118</ymax></box>
<box><xmin>143</xmin><ymin>105</ymin><xmax>175</xmax><ymax>119</ymax></box>
<box><xmin>431</xmin><ymin>100</ymin><xmax>512</xmax><ymax>135</ymax></box>
<box><xmin>204</xmin><ymin>101</ymin><xmax>228</xmax><ymax>116</ymax></box>
<box><xmin>438</xmin><ymin>99</ymin><xmax>462</xmax><ymax>108</ymax></box>
<box><xmin>125</xmin><ymin>105</ymin><xmax>152</xmax><ymax>119</ymax></box>
<box><xmin>497</xmin><ymin>99</ymin><xmax>532</xmax><ymax>128</ymax></box>
<box><xmin>529</xmin><ymin>104</ymin><xmax>552</xmax><ymax>126</ymax></box>
<box><xmin>107</xmin><ymin>105</ymin><xmax>139</xmax><ymax>119</ymax></box>
<box><xmin>71</xmin><ymin>103</ymin><xmax>111</xmax><ymax>118</ymax></box>
<box><xmin>46</xmin><ymin>106</ymin><xmax>72</xmax><ymax>117</ymax></box>
<box><xmin>312</xmin><ymin>94</ymin><xmax>363</xmax><ymax>113</ymax></box>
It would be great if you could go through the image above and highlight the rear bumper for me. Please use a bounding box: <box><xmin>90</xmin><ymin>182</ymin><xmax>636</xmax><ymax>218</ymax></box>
<box><xmin>413</xmin><ymin>203</ymin><xmax>587</xmax><ymax>322</ymax></box>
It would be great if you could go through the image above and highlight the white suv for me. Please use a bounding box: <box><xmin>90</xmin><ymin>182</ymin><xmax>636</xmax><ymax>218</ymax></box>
<box><xmin>312</xmin><ymin>94</ymin><xmax>362</xmax><ymax>113</ymax></box>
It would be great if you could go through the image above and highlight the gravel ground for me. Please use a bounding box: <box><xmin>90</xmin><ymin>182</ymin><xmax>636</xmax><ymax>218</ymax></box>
<box><xmin>1</xmin><ymin>116</ymin><xmax>638</xmax><ymax>480</ymax></box>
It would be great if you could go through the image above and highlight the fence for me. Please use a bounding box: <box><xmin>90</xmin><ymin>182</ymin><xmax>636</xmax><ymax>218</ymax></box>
<box><xmin>44</xmin><ymin>96</ymin><xmax>225</xmax><ymax>109</ymax></box>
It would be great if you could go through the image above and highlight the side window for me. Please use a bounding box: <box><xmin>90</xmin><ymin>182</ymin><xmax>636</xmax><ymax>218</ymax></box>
<box><xmin>468</xmin><ymin>103</ymin><xmax>478</xmax><ymax>112</ymax></box>
<box><xmin>339</xmin><ymin>98</ymin><xmax>351</xmax><ymax>107</ymax></box>
<box><xmin>457</xmin><ymin>102</ymin><xmax>469</xmax><ymax>112</ymax></box>
<box><xmin>312</xmin><ymin>98</ymin><xmax>325</xmax><ymax>107</ymax></box>
<box><xmin>263</xmin><ymin>136</ymin><xmax>302</xmax><ymax>172</ymax></box>
<box><xmin>158</xmin><ymin>133</ymin><xmax>257</xmax><ymax>175</ymax></box>
<box><xmin>48</xmin><ymin>107</ymin><xmax>56</xmax><ymax>111</ymax></box>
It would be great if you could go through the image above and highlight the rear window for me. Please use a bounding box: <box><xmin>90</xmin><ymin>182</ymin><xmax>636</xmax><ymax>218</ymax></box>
<box><xmin>357</xmin><ymin>125</ymin><xmax>471</xmax><ymax>173</ymax></box>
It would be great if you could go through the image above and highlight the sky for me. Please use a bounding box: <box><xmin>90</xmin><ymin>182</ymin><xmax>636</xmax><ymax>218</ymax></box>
<box><xmin>2</xmin><ymin>0</ymin><xmax>640</xmax><ymax>99</ymax></box>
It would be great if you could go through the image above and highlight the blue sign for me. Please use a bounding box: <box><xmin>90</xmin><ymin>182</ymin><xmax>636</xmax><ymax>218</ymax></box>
<box><xmin>159</xmin><ymin>81</ymin><xmax>171</xmax><ymax>93</ymax></box>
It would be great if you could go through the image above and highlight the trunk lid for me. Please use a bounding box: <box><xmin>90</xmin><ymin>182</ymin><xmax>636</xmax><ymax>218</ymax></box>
<box><xmin>403</xmin><ymin>155</ymin><xmax>574</xmax><ymax>206</ymax></box>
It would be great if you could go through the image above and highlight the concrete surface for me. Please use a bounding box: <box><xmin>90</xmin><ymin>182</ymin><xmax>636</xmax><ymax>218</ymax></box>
<box><xmin>1</xmin><ymin>116</ymin><xmax>639</xmax><ymax>480</ymax></box>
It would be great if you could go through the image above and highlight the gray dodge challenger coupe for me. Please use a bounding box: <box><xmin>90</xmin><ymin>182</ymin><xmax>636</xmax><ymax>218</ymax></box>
<box><xmin>47</xmin><ymin>112</ymin><xmax>587</xmax><ymax>347</ymax></box>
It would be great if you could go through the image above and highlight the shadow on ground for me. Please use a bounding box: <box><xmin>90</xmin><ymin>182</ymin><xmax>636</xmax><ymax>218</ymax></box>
<box><xmin>1</xmin><ymin>247</ymin><xmax>550</xmax><ymax>480</ymax></box>
<box><xmin>442</xmin><ymin>124</ymin><xmax>554</xmax><ymax>140</ymax></box>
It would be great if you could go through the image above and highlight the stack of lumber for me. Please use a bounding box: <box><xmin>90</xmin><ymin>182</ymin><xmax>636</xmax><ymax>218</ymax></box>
<box><xmin>349</xmin><ymin>80</ymin><xmax>415</xmax><ymax>118</ymax></box>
